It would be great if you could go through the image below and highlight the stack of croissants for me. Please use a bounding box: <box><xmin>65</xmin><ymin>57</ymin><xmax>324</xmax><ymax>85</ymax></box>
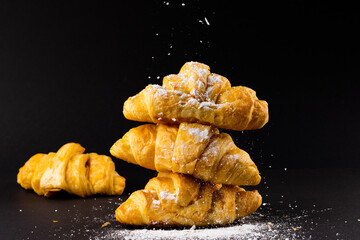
<box><xmin>17</xmin><ymin>62</ymin><xmax>269</xmax><ymax>227</ymax></box>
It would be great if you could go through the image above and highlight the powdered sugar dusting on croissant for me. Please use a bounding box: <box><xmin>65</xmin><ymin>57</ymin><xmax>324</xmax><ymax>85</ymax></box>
<box><xmin>182</xmin><ymin>124</ymin><xmax>211</xmax><ymax>142</ymax></box>
<box><xmin>115</xmin><ymin>172</ymin><xmax>262</xmax><ymax>226</ymax></box>
<box><xmin>110</xmin><ymin>123</ymin><xmax>261</xmax><ymax>186</ymax></box>
<box><xmin>123</xmin><ymin>62</ymin><xmax>268</xmax><ymax>131</ymax></box>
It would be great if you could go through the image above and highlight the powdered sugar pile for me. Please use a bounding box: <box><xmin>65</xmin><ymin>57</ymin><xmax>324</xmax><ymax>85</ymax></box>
<box><xmin>90</xmin><ymin>206</ymin><xmax>314</xmax><ymax>240</ymax></box>
<box><xmin>85</xmin><ymin>198</ymin><xmax>329</xmax><ymax>240</ymax></box>
<box><xmin>22</xmin><ymin>193</ymin><xmax>344</xmax><ymax>240</ymax></box>
<box><xmin>96</xmin><ymin>223</ymin><xmax>265</xmax><ymax>240</ymax></box>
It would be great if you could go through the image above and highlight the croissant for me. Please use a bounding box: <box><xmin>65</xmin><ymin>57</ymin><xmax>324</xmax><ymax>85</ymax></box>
<box><xmin>116</xmin><ymin>172</ymin><xmax>262</xmax><ymax>226</ymax></box>
<box><xmin>110</xmin><ymin>123</ymin><xmax>260</xmax><ymax>186</ymax></box>
<box><xmin>17</xmin><ymin>143</ymin><xmax>125</xmax><ymax>198</ymax></box>
<box><xmin>123</xmin><ymin>62</ymin><xmax>269</xmax><ymax>131</ymax></box>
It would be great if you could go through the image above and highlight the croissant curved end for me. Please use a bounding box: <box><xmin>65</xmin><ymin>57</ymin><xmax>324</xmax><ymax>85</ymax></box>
<box><xmin>233</xmin><ymin>189</ymin><xmax>262</xmax><ymax>220</ymax></box>
<box><xmin>113</xmin><ymin>174</ymin><xmax>126</xmax><ymax>195</ymax></box>
<box><xmin>250</xmin><ymin>170</ymin><xmax>262</xmax><ymax>186</ymax></box>
<box><xmin>123</xmin><ymin>87</ymin><xmax>153</xmax><ymax>123</ymax></box>
<box><xmin>249</xmin><ymin>100</ymin><xmax>269</xmax><ymax>130</ymax></box>
<box><xmin>116</xmin><ymin>190</ymin><xmax>149</xmax><ymax>225</ymax></box>
<box><xmin>109</xmin><ymin>140</ymin><xmax>124</xmax><ymax>160</ymax></box>
<box><xmin>247</xmin><ymin>190</ymin><xmax>263</xmax><ymax>215</ymax></box>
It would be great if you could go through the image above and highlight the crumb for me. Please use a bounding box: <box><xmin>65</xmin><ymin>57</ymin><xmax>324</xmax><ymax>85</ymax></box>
<box><xmin>101</xmin><ymin>222</ymin><xmax>111</xmax><ymax>228</ymax></box>
<box><xmin>292</xmin><ymin>227</ymin><xmax>299</xmax><ymax>231</ymax></box>
<box><xmin>53</xmin><ymin>220</ymin><xmax>58</xmax><ymax>223</ymax></box>
<box><xmin>267</xmin><ymin>222</ymin><xmax>274</xmax><ymax>226</ymax></box>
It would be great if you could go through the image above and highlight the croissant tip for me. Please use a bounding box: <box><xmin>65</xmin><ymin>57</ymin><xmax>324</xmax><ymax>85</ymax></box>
<box><xmin>116</xmin><ymin>190</ymin><xmax>149</xmax><ymax>225</ymax></box>
<box><xmin>255</xmin><ymin>191</ymin><xmax>263</xmax><ymax>209</ymax></box>
<box><xmin>109</xmin><ymin>141</ymin><xmax>123</xmax><ymax>160</ymax></box>
<box><xmin>109</xmin><ymin>145</ymin><xmax>116</xmax><ymax>157</ymax></box>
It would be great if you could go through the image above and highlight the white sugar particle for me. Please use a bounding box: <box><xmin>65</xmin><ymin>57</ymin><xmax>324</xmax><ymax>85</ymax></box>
<box><xmin>204</xmin><ymin>17</ymin><xmax>210</xmax><ymax>25</ymax></box>
<box><xmin>159</xmin><ymin>191</ymin><xmax>176</xmax><ymax>201</ymax></box>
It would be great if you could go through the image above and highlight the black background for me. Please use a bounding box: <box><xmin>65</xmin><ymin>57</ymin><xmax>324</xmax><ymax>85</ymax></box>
<box><xmin>1</xmin><ymin>1</ymin><xmax>360</xmax><ymax>239</ymax></box>
<box><xmin>1</xmin><ymin>1</ymin><xmax>359</xmax><ymax>176</ymax></box>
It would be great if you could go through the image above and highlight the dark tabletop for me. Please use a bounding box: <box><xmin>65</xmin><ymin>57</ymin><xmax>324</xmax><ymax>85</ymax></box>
<box><xmin>2</xmin><ymin>168</ymin><xmax>359</xmax><ymax>240</ymax></box>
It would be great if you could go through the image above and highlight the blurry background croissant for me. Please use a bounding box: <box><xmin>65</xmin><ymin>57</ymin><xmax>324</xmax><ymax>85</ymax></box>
<box><xmin>17</xmin><ymin>143</ymin><xmax>125</xmax><ymax>198</ymax></box>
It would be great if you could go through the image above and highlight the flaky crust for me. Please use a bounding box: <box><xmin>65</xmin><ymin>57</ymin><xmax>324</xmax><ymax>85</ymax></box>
<box><xmin>17</xmin><ymin>143</ymin><xmax>125</xmax><ymax>198</ymax></box>
<box><xmin>116</xmin><ymin>172</ymin><xmax>262</xmax><ymax>226</ymax></box>
<box><xmin>123</xmin><ymin>62</ymin><xmax>268</xmax><ymax>131</ymax></box>
<box><xmin>110</xmin><ymin>123</ymin><xmax>261</xmax><ymax>186</ymax></box>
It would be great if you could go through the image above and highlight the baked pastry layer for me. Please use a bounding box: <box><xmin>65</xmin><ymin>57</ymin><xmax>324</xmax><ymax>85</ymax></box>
<box><xmin>116</xmin><ymin>172</ymin><xmax>262</xmax><ymax>226</ymax></box>
<box><xmin>111</xmin><ymin>123</ymin><xmax>261</xmax><ymax>186</ymax></box>
<box><xmin>124</xmin><ymin>62</ymin><xmax>268</xmax><ymax>131</ymax></box>
<box><xmin>17</xmin><ymin>143</ymin><xmax>125</xmax><ymax>197</ymax></box>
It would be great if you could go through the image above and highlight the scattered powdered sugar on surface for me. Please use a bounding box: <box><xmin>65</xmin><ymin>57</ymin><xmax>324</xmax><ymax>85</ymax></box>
<box><xmin>96</xmin><ymin>223</ymin><xmax>265</xmax><ymax>240</ymax></box>
<box><xmin>89</xmin><ymin>205</ymin><xmax>325</xmax><ymax>240</ymax></box>
<box><xmin>21</xmin><ymin>191</ymin><xmax>349</xmax><ymax>240</ymax></box>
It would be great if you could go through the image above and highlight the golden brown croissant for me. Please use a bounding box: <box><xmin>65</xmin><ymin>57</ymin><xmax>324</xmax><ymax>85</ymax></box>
<box><xmin>110</xmin><ymin>123</ymin><xmax>260</xmax><ymax>186</ymax></box>
<box><xmin>123</xmin><ymin>62</ymin><xmax>269</xmax><ymax>131</ymax></box>
<box><xmin>17</xmin><ymin>143</ymin><xmax>125</xmax><ymax>198</ymax></box>
<box><xmin>116</xmin><ymin>172</ymin><xmax>262</xmax><ymax>226</ymax></box>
